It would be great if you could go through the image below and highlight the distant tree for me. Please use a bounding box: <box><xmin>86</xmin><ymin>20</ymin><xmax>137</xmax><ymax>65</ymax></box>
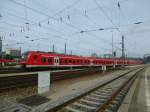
<box><xmin>4</xmin><ymin>54</ymin><xmax>13</xmax><ymax>60</ymax></box>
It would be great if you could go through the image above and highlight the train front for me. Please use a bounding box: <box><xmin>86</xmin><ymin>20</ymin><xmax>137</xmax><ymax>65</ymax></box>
<box><xmin>20</xmin><ymin>51</ymin><xmax>30</xmax><ymax>68</ymax></box>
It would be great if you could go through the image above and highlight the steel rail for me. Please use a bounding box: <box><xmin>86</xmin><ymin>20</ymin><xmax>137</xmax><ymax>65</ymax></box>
<box><xmin>0</xmin><ymin>68</ymin><xmax>101</xmax><ymax>92</ymax></box>
<box><xmin>45</xmin><ymin>67</ymin><xmax>144</xmax><ymax>112</ymax></box>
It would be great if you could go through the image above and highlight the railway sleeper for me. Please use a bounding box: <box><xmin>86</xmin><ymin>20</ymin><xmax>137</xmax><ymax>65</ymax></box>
<box><xmin>104</xmin><ymin>98</ymin><xmax>123</xmax><ymax>112</ymax></box>
<box><xmin>88</xmin><ymin>94</ymin><xmax>111</xmax><ymax>101</ymax></box>
<box><xmin>93</xmin><ymin>91</ymin><xmax>112</xmax><ymax>95</ymax></box>
<box><xmin>97</xmin><ymin>88</ymin><xmax>115</xmax><ymax>92</ymax></box>
<box><xmin>93</xmin><ymin>92</ymin><xmax>113</xmax><ymax>96</ymax></box>
<box><xmin>85</xmin><ymin>96</ymin><xmax>107</xmax><ymax>102</ymax></box>
<box><xmin>60</xmin><ymin>106</ymin><xmax>84</xmax><ymax>112</ymax></box>
<box><xmin>94</xmin><ymin>89</ymin><xmax>113</xmax><ymax>93</ymax></box>
<box><xmin>82</xmin><ymin>97</ymin><xmax>105</xmax><ymax>105</ymax></box>
<box><xmin>66</xmin><ymin>103</ymin><xmax>95</xmax><ymax>112</ymax></box>
<box><xmin>79</xmin><ymin>99</ymin><xmax>101</xmax><ymax>105</ymax></box>
<box><xmin>77</xmin><ymin>100</ymin><xmax>100</xmax><ymax>107</ymax></box>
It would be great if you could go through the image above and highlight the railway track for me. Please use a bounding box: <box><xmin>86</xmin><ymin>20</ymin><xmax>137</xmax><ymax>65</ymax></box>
<box><xmin>0</xmin><ymin>68</ymin><xmax>101</xmax><ymax>92</ymax></box>
<box><xmin>45</xmin><ymin>67</ymin><xmax>144</xmax><ymax>112</ymax></box>
<box><xmin>0</xmin><ymin>67</ymin><xmax>103</xmax><ymax>74</ymax></box>
<box><xmin>0</xmin><ymin>67</ymin><xmax>25</xmax><ymax>74</ymax></box>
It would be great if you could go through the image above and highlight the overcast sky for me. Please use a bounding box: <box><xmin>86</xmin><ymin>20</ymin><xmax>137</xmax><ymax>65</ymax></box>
<box><xmin>0</xmin><ymin>0</ymin><xmax>150</xmax><ymax>57</ymax></box>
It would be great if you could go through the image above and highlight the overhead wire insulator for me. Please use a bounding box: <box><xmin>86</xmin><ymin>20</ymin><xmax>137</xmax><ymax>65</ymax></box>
<box><xmin>80</xmin><ymin>30</ymin><xmax>84</xmax><ymax>33</ymax></box>
<box><xmin>25</xmin><ymin>22</ymin><xmax>30</xmax><ymax>31</ymax></box>
<box><xmin>84</xmin><ymin>10</ymin><xmax>88</xmax><ymax>18</ymax></box>
<box><xmin>20</xmin><ymin>28</ymin><xmax>23</xmax><ymax>32</ymax></box>
<box><xmin>48</xmin><ymin>19</ymin><xmax>50</xmax><ymax>24</ymax></box>
<box><xmin>39</xmin><ymin>22</ymin><xmax>41</xmax><ymax>27</ymax></box>
<box><xmin>9</xmin><ymin>33</ymin><xmax>11</xmax><ymax>37</ymax></box>
<box><xmin>0</xmin><ymin>14</ymin><xmax>2</xmax><ymax>18</ymax></box>
<box><xmin>23</xmin><ymin>27</ymin><xmax>25</xmax><ymax>32</ymax></box>
<box><xmin>67</xmin><ymin>15</ymin><xmax>70</xmax><ymax>20</ymax></box>
<box><xmin>60</xmin><ymin>17</ymin><xmax>63</xmax><ymax>22</ymax></box>
<box><xmin>117</xmin><ymin>2</ymin><xmax>120</xmax><ymax>8</ymax></box>
<box><xmin>25</xmin><ymin>36</ymin><xmax>29</xmax><ymax>38</ymax></box>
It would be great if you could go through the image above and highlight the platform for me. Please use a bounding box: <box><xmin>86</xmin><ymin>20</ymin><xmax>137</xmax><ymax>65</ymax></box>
<box><xmin>118</xmin><ymin>65</ymin><xmax>150</xmax><ymax>112</ymax></box>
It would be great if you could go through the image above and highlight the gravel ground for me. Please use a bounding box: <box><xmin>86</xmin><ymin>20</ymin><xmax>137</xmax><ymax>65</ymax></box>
<box><xmin>0</xmin><ymin>86</ymin><xmax>37</xmax><ymax>109</ymax></box>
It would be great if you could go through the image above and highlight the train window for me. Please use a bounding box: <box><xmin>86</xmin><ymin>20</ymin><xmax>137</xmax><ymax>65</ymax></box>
<box><xmin>34</xmin><ymin>55</ymin><xmax>38</xmax><ymax>59</ymax></box>
<box><xmin>48</xmin><ymin>58</ymin><xmax>52</xmax><ymax>63</ymax></box>
<box><xmin>69</xmin><ymin>60</ymin><xmax>71</xmax><ymax>63</ymax></box>
<box><xmin>61</xmin><ymin>59</ymin><xmax>64</xmax><ymax>64</ymax></box>
<box><xmin>59</xmin><ymin>59</ymin><xmax>62</xmax><ymax>64</ymax></box>
<box><xmin>62</xmin><ymin>59</ymin><xmax>64</xmax><ymax>63</ymax></box>
<box><xmin>65</xmin><ymin>59</ymin><xmax>68</xmax><ymax>63</ymax></box>
<box><xmin>86</xmin><ymin>60</ymin><xmax>88</xmax><ymax>64</ymax></box>
<box><xmin>41</xmin><ymin>57</ymin><xmax>46</xmax><ymax>63</ymax></box>
<box><xmin>73</xmin><ymin>60</ymin><xmax>76</xmax><ymax>64</ymax></box>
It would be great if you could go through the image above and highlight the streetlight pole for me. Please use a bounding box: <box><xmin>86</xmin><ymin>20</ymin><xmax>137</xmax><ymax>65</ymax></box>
<box><xmin>111</xmin><ymin>31</ymin><xmax>114</xmax><ymax>57</ymax></box>
<box><xmin>65</xmin><ymin>43</ymin><xmax>67</xmax><ymax>54</ymax></box>
<box><xmin>70</xmin><ymin>50</ymin><xmax>72</xmax><ymax>55</ymax></box>
<box><xmin>0</xmin><ymin>36</ymin><xmax>2</xmax><ymax>58</ymax></box>
<box><xmin>122</xmin><ymin>35</ymin><xmax>125</xmax><ymax>66</ymax></box>
<box><xmin>52</xmin><ymin>44</ymin><xmax>55</xmax><ymax>53</ymax></box>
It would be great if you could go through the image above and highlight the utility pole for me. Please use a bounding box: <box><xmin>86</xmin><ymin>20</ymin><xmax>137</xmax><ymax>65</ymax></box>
<box><xmin>52</xmin><ymin>44</ymin><xmax>55</xmax><ymax>53</ymax></box>
<box><xmin>70</xmin><ymin>50</ymin><xmax>72</xmax><ymax>55</ymax></box>
<box><xmin>111</xmin><ymin>31</ymin><xmax>114</xmax><ymax>57</ymax></box>
<box><xmin>19</xmin><ymin>46</ymin><xmax>21</xmax><ymax>59</ymax></box>
<box><xmin>64</xmin><ymin>43</ymin><xmax>66</xmax><ymax>54</ymax></box>
<box><xmin>122</xmin><ymin>35</ymin><xmax>125</xmax><ymax>66</ymax></box>
<box><xmin>0</xmin><ymin>36</ymin><xmax>2</xmax><ymax>58</ymax></box>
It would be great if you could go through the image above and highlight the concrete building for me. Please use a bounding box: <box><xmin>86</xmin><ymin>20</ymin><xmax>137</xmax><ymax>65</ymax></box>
<box><xmin>5</xmin><ymin>48</ymin><xmax>21</xmax><ymax>58</ymax></box>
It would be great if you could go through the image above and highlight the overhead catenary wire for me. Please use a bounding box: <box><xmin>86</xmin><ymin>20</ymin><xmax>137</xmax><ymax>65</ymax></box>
<box><xmin>7</xmin><ymin>0</ymin><xmax>82</xmax><ymax>31</ymax></box>
<box><xmin>2</xmin><ymin>0</ymin><xmax>117</xmax><ymax>49</ymax></box>
<box><xmin>0</xmin><ymin>21</ymin><xmax>109</xmax><ymax>52</ymax></box>
<box><xmin>4</xmin><ymin>0</ymin><xmax>124</xmax><ymax>54</ymax></box>
<box><xmin>0</xmin><ymin>19</ymin><xmax>108</xmax><ymax>50</ymax></box>
<box><xmin>0</xmin><ymin>0</ymin><xmax>148</xmax><ymax>57</ymax></box>
<box><xmin>93</xmin><ymin>0</ymin><xmax>122</xmax><ymax>34</ymax></box>
<box><xmin>2</xmin><ymin>9</ymin><xmax>71</xmax><ymax>37</ymax></box>
<box><xmin>29</xmin><ymin>0</ymin><xmax>81</xmax><ymax>22</ymax></box>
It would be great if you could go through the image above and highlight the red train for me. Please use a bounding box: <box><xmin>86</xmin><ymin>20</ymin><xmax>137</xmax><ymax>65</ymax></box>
<box><xmin>0</xmin><ymin>59</ymin><xmax>16</xmax><ymax>63</ymax></box>
<box><xmin>20</xmin><ymin>51</ymin><xmax>141</xmax><ymax>68</ymax></box>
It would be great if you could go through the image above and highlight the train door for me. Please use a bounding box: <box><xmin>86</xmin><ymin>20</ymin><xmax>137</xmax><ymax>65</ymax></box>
<box><xmin>54</xmin><ymin>56</ymin><xmax>59</xmax><ymax>66</ymax></box>
<box><xmin>90</xmin><ymin>59</ymin><xmax>93</xmax><ymax>66</ymax></box>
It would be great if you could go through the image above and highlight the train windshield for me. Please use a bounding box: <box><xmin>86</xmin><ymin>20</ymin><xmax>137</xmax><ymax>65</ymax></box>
<box><xmin>22</xmin><ymin>51</ymin><xmax>29</xmax><ymax>60</ymax></box>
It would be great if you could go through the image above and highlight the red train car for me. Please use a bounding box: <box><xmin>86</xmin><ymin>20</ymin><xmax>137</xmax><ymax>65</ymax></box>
<box><xmin>0</xmin><ymin>59</ymin><xmax>16</xmax><ymax>63</ymax></box>
<box><xmin>21</xmin><ymin>51</ymin><xmax>141</xmax><ymax>68</ymax></box>
<box><xmin>21</xmin><ymin>51</ymin><xmax>91</xmax><ymax>68</ymax></box>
